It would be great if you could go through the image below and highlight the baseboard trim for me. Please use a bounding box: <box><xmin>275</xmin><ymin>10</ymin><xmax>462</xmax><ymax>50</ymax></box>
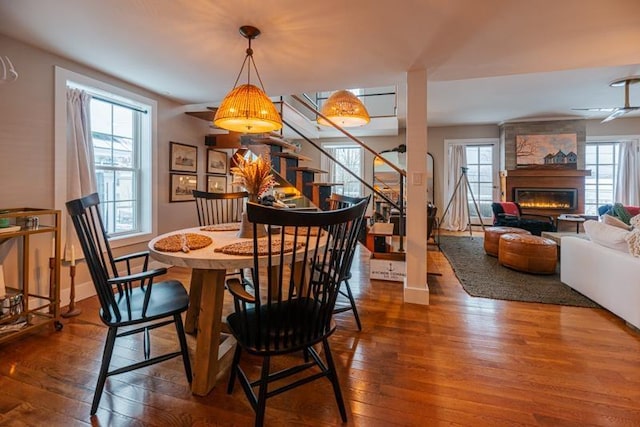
<box><xmin>403</xmin><ymin>285</ymin><xmax>430</xmax><ymax>305</ymax></box>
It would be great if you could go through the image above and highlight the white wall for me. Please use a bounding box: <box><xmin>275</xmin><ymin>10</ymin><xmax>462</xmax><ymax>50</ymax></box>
<box><xmin>298</xmin><ymin>117</ymin><xmax>640</xmax><ymax>216</ymax></box>
<box><xmin>0</xmin><ymin>34</ymin><xmax>209</xmax><ymax>296</ymax></box>
<box><xmin>586</xmin><ymin>117</ymin><xmax>640</xmax><ymax>137</ymax></box>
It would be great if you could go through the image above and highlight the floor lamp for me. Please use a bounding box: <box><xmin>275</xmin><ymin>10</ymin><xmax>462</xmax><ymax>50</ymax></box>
<box><xmin>439</xmin><ymin>167</ymin><xmax>486</xmax><ymax>238</ymax></box>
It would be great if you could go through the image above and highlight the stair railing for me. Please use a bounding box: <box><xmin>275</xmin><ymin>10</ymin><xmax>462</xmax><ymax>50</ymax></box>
<box><xmin>289</xmin><ymin>95</ymin><xmax>406</xmax><ymax>252</ymax></box>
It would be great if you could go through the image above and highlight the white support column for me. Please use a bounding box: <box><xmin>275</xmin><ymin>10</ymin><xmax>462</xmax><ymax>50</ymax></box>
<box><xmin>404</xmin><ymin>69</ymin><xmax>429</xmax><ymax>305</ymax></box>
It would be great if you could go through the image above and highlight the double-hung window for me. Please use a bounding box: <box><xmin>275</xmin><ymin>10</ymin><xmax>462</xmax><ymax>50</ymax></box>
<box><xmin>585</xmin><ymin>140</ymin><xmax>619</xmax><ymax>216</ymax></box>
<box><xmin>90</xmin><ymin>97</ymin><xmax>145</xmax><ymax>236</ymax></box>
<box><xmin>55</xmin><ymin>67</ymin><xmax>156</xmax><ymax>248</ymax></box>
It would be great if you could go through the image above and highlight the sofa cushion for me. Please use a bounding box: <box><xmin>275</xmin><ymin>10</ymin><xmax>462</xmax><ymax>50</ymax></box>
<box><xmin>602</xmin><ymin>214</ymin><xmax>632</xmax><ymax>230</ymax></box>
<box><xmin>583</xmin><ymin>220</ymin><xmax>630</xmax><ymax>252</ymax></box>
<box><xmin>626</xmin><ymin>228</ymin><xmax>640</xmax><ymax>257</ymax></box>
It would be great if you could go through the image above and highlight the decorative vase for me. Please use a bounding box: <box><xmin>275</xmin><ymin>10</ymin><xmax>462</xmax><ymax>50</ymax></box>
<box><xmin>237</xmin><ymin>197</ymin><xmax>267</xmax><ymax>239</ymax></box>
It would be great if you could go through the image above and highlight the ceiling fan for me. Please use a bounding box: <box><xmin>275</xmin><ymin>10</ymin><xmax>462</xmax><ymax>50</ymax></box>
<box><xmin>573</xmin><ymin>76</ymin><xmax>640</xmax><ymax>123</ymax></box>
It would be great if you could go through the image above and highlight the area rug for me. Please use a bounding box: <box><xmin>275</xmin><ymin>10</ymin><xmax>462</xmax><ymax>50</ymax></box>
<box><xmin>437</xmin><ymin>236</ymin><xmax>599</xmax><ymax>307</ymax></box>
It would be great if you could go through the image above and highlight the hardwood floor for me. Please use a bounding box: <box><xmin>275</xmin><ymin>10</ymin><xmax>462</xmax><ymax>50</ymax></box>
<box><xmin>1</xmin><ymin>238</ymin><xmax>640</xmax><ymax>426</ymax></box>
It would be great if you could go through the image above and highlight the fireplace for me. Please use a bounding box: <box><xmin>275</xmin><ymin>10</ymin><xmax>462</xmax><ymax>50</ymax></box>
<box><xmin>514</xmin><ymin>188</ymin><xmax>578</xmax><ymax>210</ymax></box>
<box><xmin>504</xmin><ymin>169</ymin><xmax>590</xmax><ymax>216</ymax></box>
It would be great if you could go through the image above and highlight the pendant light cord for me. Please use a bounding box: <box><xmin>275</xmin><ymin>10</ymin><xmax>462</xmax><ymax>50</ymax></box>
<box><xmin>230</xmin><ymin>36</ymin><xmax>267</xmax><ymax>91</ymax></box>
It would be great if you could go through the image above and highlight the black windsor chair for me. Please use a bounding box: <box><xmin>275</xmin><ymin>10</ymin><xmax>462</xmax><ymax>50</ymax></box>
<box><xmin>326</xmin><ymin>193</ymin><xmax>371</xmax><ymax>330</ymax></box>
<box><xmin>225</xmin><ymin>199</ymin><xmax>368</xmax><ymax>426</ymax></box>
<box><xmin>66</xmin><ymin>193</ymin><xmax>192</xmax><ymax>415</ymax></box>
<box><xmin>193</xmin><ymin>190</ymin><xmax>248</xmax><ymax>226</ymax></box>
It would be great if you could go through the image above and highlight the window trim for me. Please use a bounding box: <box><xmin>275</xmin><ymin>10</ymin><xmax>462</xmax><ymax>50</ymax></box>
<box><xmin>585</xmin><ymin>134</ymin><xmax>640</xmax><ymax>215</ymax></box>
<box><xmin>54</xmin><ymin>66</ymin><xmax>158</xmax><ymax>249</ymax></box>
<box><xmin>444</xmin><ymin>138</ymin><xmax>499</xmax><ymax>223</ymax></box>
<box><xmin>320</xmin><ymin>142</ymin><xmax>364</xmax><ymax>197</ymax></box>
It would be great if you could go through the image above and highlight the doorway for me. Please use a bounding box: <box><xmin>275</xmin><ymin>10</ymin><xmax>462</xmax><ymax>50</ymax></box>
<box><xmin>444</xmin><ymin>139</ymin><xmax>499</xmax><ymax>226</ymax></box>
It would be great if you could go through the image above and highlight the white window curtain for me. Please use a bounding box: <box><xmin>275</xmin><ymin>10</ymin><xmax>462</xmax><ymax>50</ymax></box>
<box><xmin>65</xmin><ymin>88</ymin><xmax>97</xmax><ymax>259</ymax></box>
<box><xmin>441</xmin><ymin>145</ymin><xmax>468</xmax><ymax>231</ymax></box>
<box><xmin>614</xmin><ymin>139</ymin><xmax>640</xmax><ymax>206</ymax></box>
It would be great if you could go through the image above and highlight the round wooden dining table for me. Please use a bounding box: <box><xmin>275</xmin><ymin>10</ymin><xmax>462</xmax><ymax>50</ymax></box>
<box><xmin>149</xmin><ymin>225</ymin><xmax>254</xmax><ymax>396</ymax></box>
<box><xmin>149</xmin><ymin>224</ymin><xmax>325</xmax><ymax>396</ymax></box>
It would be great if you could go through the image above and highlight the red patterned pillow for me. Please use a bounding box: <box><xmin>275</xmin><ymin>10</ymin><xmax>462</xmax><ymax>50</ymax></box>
<box><xmin>625</xmin><ymin>206</ymin><xmax>640</xmax><ymax>217</ymax></box>
<box><xmin>499</xmin><ymin>202</ymin><xmax>520</xmax><ymax>216</ymax></box>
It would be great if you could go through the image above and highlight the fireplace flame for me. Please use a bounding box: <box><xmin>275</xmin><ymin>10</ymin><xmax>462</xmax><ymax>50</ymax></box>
<box><xmin>519</xmin><ymin>201</ymin><xmax>570</xmax><ymax>209</ymax></box>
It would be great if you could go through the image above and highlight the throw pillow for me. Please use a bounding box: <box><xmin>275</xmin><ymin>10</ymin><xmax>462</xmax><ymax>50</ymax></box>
<box><xmin>626</xmin><ymin>228</ymin><xmax>640</xmax><ymax>257</ymax></box>
<box><xmin>602</xmin><ymin>214</ymin><xmax>632</xmax><ymax>230</ymax></box>
<box><xmin>612</xmin><ymin>203</ymin><xmax>633</xmax><ymax>225</ymax></box>
<box><xmin>583</xmin><ymin>220</ymin><xmax>630</xmax><ymax>252</ymax></box>
<box><xmin>630</xmin><ymin>214</ymin><xmax>640</xmax><ymax>229</ymax></box>
<box><xmin>626</xmin><ymin>206</ymin><xmax>640</xmax><ymax>217</ymax></box>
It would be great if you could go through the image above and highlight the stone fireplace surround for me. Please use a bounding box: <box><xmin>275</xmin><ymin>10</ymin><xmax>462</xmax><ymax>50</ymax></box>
<box><xmin>500</xmin><ymin>119</ymin><xmax>590</xmax><ymax>218</ymax></box>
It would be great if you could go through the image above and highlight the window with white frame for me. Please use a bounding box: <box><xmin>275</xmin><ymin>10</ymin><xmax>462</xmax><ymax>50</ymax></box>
<box><xmin>464</xmin><ymin>144</ymin><xmax>495</xmax><ymax>219</ymax></box>
<box><xmin>90</xmin><ymin>96</ymin><xmax>147</xmax><ymax>236</ymax></box>
<box><xmin>56</xmin><ymin>67</ymin><xmax>156</xmax><ymax>247</ymax></box>
<box><xmin>321</xmin><ymin>143</ymin><xmax>363</xmax><ymax>197</ymax></box>
<box><xmin>585</xmin><ymin>140</ymin><xmax>619</xmax><ymax>216</ymax></box>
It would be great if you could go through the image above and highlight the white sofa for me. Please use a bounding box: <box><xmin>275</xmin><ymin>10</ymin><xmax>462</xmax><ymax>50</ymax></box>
<box><xmin>561</xmin><ymin>236</ymin><xmax>640</xmax><ymax>329</ymax></box>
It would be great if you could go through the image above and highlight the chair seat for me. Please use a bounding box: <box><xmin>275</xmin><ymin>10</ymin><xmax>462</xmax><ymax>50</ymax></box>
<box><xmin>101</xmin><ymin>280</ymin><xmax>189</xmax><ymax>326</ymax></box>
<box><xmin>227</xmin><ymin>297</ymin><xmax>336</xmax><ymax>355</ymax></box>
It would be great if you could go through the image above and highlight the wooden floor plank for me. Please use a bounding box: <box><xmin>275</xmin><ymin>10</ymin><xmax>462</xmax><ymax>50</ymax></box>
<box><xmin>1</xmin><ymin>239</ymin><xmax>639</xmax><ymax>426</ymax></box>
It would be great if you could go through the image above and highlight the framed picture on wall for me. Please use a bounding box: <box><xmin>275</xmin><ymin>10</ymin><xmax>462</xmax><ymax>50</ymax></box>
<box><xmin>207</xmin><ymin>175</ymin><xmax>227</xmax><ymax>193</ymax></box>
<box><xmin>170</xmin><ymin>141</ymin><xmax>198</xmax><ymax>173</ymax></box>
<box><xmin>207</xmin><ymin>149</ymin><xmax>228</xmax><ymax>175</ymax></box>
<box><xmin>170</xmin><ymin>173</ymin><xmax>197</xmax><ymax>202</ymax></box>
<box><xmin>515</xmin><ymin>133</ymin><xmax>578</xmax><ymax>169</ymax></box>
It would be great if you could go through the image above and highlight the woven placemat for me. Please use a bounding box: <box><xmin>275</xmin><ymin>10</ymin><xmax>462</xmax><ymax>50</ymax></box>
<box><xmin>283</xmin><ymin>226</ymin><xmax>322</xmax><ymax>236</ymax></box>
<box><xmin>154</xmin><ymin>233</ymin><xmax>212</xmax><ymax>253</ymax></box>
<box><xmin>214</xmin><ymin>238</ymin><xmax>304</xmax><ymax>256</ymax></box>
<box><xmin>200</xmin><ymin>223</ymin><xmax>241</xmax><ymax>232</ymax></box>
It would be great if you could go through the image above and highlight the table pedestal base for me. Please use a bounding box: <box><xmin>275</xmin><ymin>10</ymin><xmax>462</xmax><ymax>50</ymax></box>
<box><xmin>186</xmin><ymin>268</ymin><xmax>236</xmax><ymax>396</ymax></box>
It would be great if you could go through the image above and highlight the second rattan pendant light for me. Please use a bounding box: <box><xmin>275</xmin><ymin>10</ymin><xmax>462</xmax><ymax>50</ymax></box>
<box><xmin>317</xmin><ymin>90</ymin><xmax>370</xmax><ymax>128</ymax></box>
<box><xmin>213</xmin><ymin>26</ymin><xmax>282</xmax><ymax>134</ymax></box>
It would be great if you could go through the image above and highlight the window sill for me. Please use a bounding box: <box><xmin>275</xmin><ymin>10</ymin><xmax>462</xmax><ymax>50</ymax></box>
<box><xmin>109</xmin><ymin>231</ymin><xmax>154</xmax><ymax>249</ymax></box>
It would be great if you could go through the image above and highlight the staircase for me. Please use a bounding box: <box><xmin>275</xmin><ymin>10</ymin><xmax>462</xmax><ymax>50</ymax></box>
<box><xmin>186</xmin><ymin>98</ymin><xmax>406</xmax><ymax>223</ymax></box>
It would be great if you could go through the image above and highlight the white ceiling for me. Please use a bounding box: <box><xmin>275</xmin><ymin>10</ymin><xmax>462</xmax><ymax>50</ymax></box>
<box><xmin>2</xmin><ymin>0</ymin><xmax>640</xmax><ymax>127</ymax></box>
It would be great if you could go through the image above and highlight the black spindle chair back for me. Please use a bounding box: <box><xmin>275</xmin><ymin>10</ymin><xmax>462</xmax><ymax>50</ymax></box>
<box><xmin>225</xmin><ymin>200</ymin><xmax>368</xmax><ymax>426</ymax></box>
<box><xmin>193</xmin><ymin>190</ymin><xmax>248</xmax><ymax>226</ymax></box>
<box><xmin>326</xmin><ymin>193</ymin><xmax>371</xmax><ymax>330</ymax></box>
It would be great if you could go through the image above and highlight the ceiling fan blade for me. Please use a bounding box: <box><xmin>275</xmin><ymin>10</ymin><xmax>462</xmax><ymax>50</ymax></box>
<box><xmin>572</xmin><ymin>107</ymin><xmax>616</xmax><ymax>112</ymax></box>
<box><xmin>601</xmin><ymin>109</ymin><xmax>629</xmax><ymax>123</ymax></box>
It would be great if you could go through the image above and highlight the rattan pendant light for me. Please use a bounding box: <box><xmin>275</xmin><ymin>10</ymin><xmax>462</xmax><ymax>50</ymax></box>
<box><xmin>317</xmin><ymin>90</ymin><xmax>370</xmax><ymax>127</ymax></box>
<box><xmin>213</xmin><ymin>26</ymin><xmax>282</xmax><ymax>134</ymax></box>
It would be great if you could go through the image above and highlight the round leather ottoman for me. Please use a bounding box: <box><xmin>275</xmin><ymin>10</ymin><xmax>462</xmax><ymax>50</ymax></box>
<box><xmin>484</xmin><ymin>226</ymin><xmax>531</xmax><ymax>257</ymax></box>
<box><xmin>498</xmin><ymin>233</ymin><xmax>557</xmax><ymax>274</ymax></box>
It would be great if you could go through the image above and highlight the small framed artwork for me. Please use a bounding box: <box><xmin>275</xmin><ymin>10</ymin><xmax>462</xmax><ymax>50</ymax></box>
<box><xmin>207</xmin><ymin>175</ymin><xmax>227</xmax><ymax>193</ymax></box>
<box><xmin>207</xmin><ymin>149</ymin><xmax>228</xmax><ymax>175</ymax></box>
<box><xmin>170</xmin><ymin>141</ymin><xmax>198</xmax><ymax>173</ymax></box>
<box><xmin>170</xmin><ymin>173</ymin><xmax>197</xmax><ymax>202</ymax></box>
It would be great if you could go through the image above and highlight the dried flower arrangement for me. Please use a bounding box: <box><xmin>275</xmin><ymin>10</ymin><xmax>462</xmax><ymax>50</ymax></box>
<box><xmin>230</xmin><ymin>153</ymin><xmax>276</xmax><ymax>200</ymax></box>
